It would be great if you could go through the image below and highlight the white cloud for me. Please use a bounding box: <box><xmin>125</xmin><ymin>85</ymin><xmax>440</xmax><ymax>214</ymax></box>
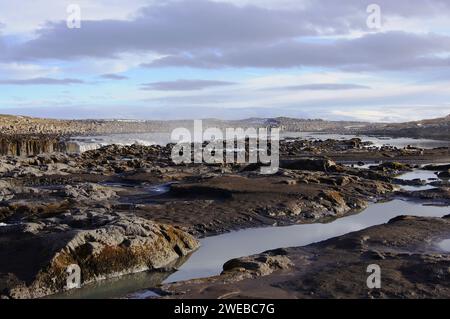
<box><xmin>0</xmin><ymin>62</ymin><xmax>59</xmax><ymax>79</ymax></box>
<box><xmin>0</xmin><ymin>0</ymin><xmax>150</xmax><ymax>35</ymax></box>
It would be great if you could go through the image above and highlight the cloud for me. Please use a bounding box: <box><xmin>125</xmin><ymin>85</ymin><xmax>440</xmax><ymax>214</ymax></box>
<box><xmin>1</xmin><ymin>0</ymin><xmax>449</xmax><ymax>75</ymax></box>
<box><xmin>2</xmin><ymin>0</ymin><xmax>450</xmax><ymax>64</ymax></box>
<box><xmin>0</xmin><ymin>0</ymin><xmax>150</xmax><ymax>35</ymax></box>
<box><xmin>0</xmin><ymin>77</ymin><xmax>84</xmax><ymax>85</ymax></box>
<box><xmin>141</xmin><ymin>79</ymin><xmax>236</xmax><ymax>91</ymax></box>
<box><xmin>145</xmin><ymin>31</ymin><xmax>450</xmax><ymax>70</ymax></box>
<box><xmin>0</xmin><ymin>62</ymin><xmax>59</xmax><ymax>79</ymax></box>
<box><xmin>272</xmin><ymin>83</ymin><xmax>371</xmax><ymax>91</ymax></box>
<box><xmin>4</xmin><ymin>0</ymin><xmax>320</xmax><ymax>61</ymax></box>
<box><xmin>2</xmin><ymin>0</ymin><xmax>450</xmax><ymax>37</ymax></box>
<box><xmin>101</xmin><ymin>73</ymin><xmax>128</xmax><ymax>80</ymax></box>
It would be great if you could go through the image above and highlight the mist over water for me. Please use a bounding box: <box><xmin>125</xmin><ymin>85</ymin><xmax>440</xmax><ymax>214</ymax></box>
<box><xmin>68</xmin><ymin>132</ymin><xmax>450</xmax><ymax>153</ymax></box>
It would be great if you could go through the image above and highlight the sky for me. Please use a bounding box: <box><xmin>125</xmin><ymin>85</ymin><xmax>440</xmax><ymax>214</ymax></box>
<box><xmin>0</xmin><ymin>0</ymin><xmax>450</xmax><ymax>122</ymax></box>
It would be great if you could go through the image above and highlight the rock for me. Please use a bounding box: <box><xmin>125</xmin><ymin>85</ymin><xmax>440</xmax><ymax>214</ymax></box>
<box><xmin>0</xmin><ymin>180</ymin><xmax>14</xmax><ymax>201</ymax></box>
<box><xmin>0</xmin><ymin>135</ymin><xmax>66</xmax><ymax>157</ymax></box>
<box><xmin>61</xmin><ymin>183</ymin><xmax>118</xmax><ymax>201</ymax></box>
<box><xmin>0</xmin><ymin>213</ymin><xmax>199</xmax><ymax>299</ymax></box>
<box><xmin>423</xmin><ymin>164</ymin><xmax>450</xmax><ymax>171</ymax></box>
<box><xmin>377</xmin><ymin>162</ymin><xmax>412</xmax><ymax>171</ymax></box>
<box><xmin>438</xmin><ymin>170</ymin><xmax>450</xmax><ymax>179</ymax></box>
<box><xmin>222</xmin><ymin>253</ymin><xmax>293</xmax><ymax>277</ymax></box>
<box><xmin>281</xmin><ymin>158</ymin><xmax>338</xmax><ymax>172</ymax></box>
<box><xmin>405</xmin><ymin>188</ymin><xmax>450</xmax><ymax>203</ymax></box>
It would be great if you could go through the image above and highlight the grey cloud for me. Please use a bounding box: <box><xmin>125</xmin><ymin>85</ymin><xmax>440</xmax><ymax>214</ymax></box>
<box><xmin>0</xmin><ymin>77</ymin><xmax>84</xmax><ymax>85</ymax></box>
<box><xmin>101</xmin><ymin>74</ymin><xmax>128</xmax><ymax>80</ymax></box>
<box><xmin>6</xmin><ymin>0</ymin><xmax>320</xmax><ymax>61</ymax></box>
<box><xmin>1</xmin><ymin>0</ymin><xmax>449</xmax><ymax>73</ymax></box>
<box><xmin>146</xmin><ymin>32</ymin><xmax>450</xmax><ymax>71</ymax></box>
<box><xmin>316</xmin><ymin>0</ymin><xmax>450</xmax><ymax>17</ymax></box>
<box><xmin>141</xmin><ymin>79</ymin><xmax>236</xmax><ymax>91</ymax></box>
<box><xmin>14</xmin><ymin>0</ymin><xmax>445</xmax><ymax>62</ymax></box>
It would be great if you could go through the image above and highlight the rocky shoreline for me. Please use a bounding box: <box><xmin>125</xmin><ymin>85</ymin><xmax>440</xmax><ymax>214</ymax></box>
<box><xmin>0</xmin><ymin>136</ymin><xmax>449</xmax><ymax>298</ymax></box>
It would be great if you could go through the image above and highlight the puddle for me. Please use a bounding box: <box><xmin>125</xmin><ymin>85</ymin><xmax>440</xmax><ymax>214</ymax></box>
<box><xmin>437</xmin><ymin>239</ymin><xmax>450</xmax><ymax>252</ymax></box>
<box><xmin>47</xmin><ymin>270</ymin><xmax>173</xmax><ymax>299</ymax></box>
<box><xmin>397</xmin><ymin>170</ymin><xmax>439</xmax><ymax>191</ymax></box>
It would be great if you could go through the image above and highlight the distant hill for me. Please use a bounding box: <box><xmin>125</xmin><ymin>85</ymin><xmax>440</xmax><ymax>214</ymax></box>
<box><xmin>1</xmin><ymin>114</ymin><xmax>449</xmax><ymax>140</ymax></box>
<box><xmin>360</xmin><ymin>114</ymin><xmax>450</xmax><ymax>141</ymax></box>
<box><xmin>0</xmin><ymin>114</ymin><xmax>368</xmax><ymax>136</ymax></box>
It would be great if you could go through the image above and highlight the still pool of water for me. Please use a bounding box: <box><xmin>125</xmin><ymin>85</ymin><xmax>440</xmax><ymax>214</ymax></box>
<box><xmin>399</xmin><ymin>170</ymin><xmax>438</xmax><ymax>182</ymax></box>
<box><xmin>397</xmin><ymin>169</ymin><xmax>438</xmax><ymax>191</ymax></box>
<box><xmin>164</xmin><ymin>199</ymin><xmax>450</xmax><ymax>284</ymax></box>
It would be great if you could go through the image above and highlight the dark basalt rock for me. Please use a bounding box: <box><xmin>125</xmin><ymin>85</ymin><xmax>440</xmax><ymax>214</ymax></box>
<box><xmin>423</xmin><ymin>164</ymin><xmax>450</xmax><ymax>171</ymax></box>
<box><xmin>0</xmin><ymin>135</ymin><xmax>67</xmax><ymax>157</ymax></box>
<box><xmin>280</xmin><ymin>158</ymin><xmax>339</xmax><ymax>172</ymax></box>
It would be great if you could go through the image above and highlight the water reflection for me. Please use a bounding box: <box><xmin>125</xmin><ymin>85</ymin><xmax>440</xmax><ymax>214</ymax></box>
<box><xmin>165</xmin><ymin>199</ymin><xmax>449</xmax><ymax>283</ymax></box>
<box><xmin>48</xmin><ymin>251</ymin><xmax>192</xmax><ymax>299</ymax></box>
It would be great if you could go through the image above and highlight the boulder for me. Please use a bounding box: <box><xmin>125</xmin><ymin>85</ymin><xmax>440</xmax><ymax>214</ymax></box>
<box><xmin>438</xmin><ymin>170</ymin><xmax>450</xmax><ymax>179</ymax></box>
<box><xmin>423</xmin><ymin>164</ymin><xmax>450</xmax><ymax>171</ymax></box>
<box><xmin>0</xmin><ymin>213</ymin><xmax>199</xmax><ymax>299</ymax></box>
<box><xmin>222</xmin><ymin>252</ymin><xmax>293</xmax><ymax>277</ymax></box>
<box><xmin>281</xmin><ymin>158</ymin><xmax>338</xmax><ymax>172</ymax></box>
<box><xmin>61</xmin><ymin>183</ymin><xmax>118</xmax><ymax>201</ymax></box>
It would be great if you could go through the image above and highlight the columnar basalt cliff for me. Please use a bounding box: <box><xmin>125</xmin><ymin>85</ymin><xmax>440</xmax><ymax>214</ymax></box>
<box><xmin>0</xmin><ymin>135</ymin><xmax>68</xmax><ymax>156</ymax></box>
